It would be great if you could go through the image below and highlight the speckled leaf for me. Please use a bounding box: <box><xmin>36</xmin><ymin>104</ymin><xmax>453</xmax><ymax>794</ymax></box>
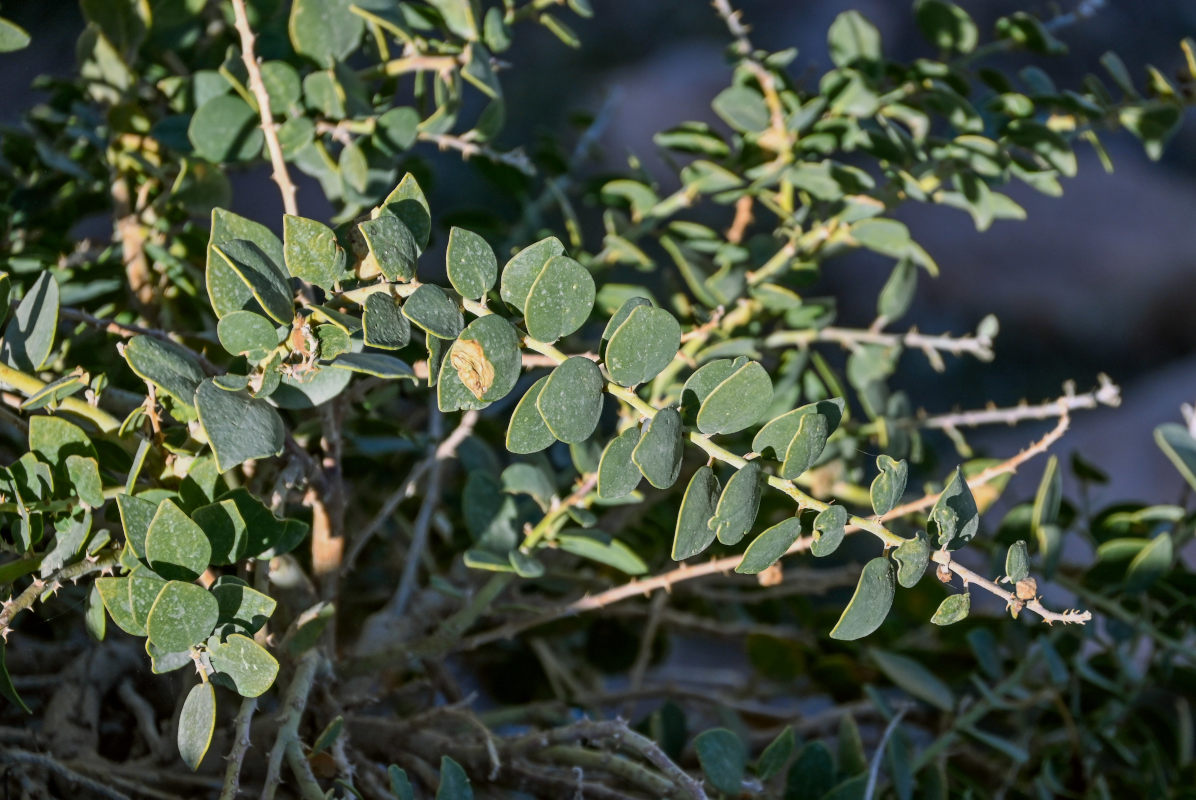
<box><xmin>557</xmin><ymin>530</ymin><xmax>647</xmax><ymax>575</ymax></box>
<box><xmin>96</xmin><ymin>576</ymin><xmax>144</xmax><ymax>636</ymax></box>
<box><xmin>870</xmin><ymin>455</ymin><xmax>908</xmax><ymax>516</ymax></box>
<box><xmin>696</xmin><ymin>361</ymin><xmax>772</xmax><ymax>435</ymax></box>
<box><xmin>736</xmin><ymin>517</ymin><xmax>802</xmax><ymax>574</ymax></box>
<box><xmin>206</xmin><ymin>209</ymin><xmax>285</xmax><ymax>320</ymax></box>
<box><xmin>289</xmin><ymin>0</ymin><xmax>364</xmax><ymax>67</ymax></box>
<box><xmin>28</xmin><ymin>416</ymin><xmax>95</xmax><ymax>466</ymax></box>
<box><xmin>1</xmin><ymin>272</ymin><xmax>58</xmax><ymax>371</ymax></box>
<box><xmin>830</xmin><ymin>557</ymin><xmax>896</xmax><ymax>640</ymax></box>
<box><xmin>192</xmin><ymin>499</ymin><xmax>248</xmax><ymax>565</ymax></box>
<box><xmin>272</xmin><ymin>365</ymin><xmax>352</xmax><ymax>409</ymax></box>
<box><xmin>1005</xmin><ymin>540</ymin><xmax>1029</xmax><ymax>582</ymax></box>
<box><xmin>809</xmin><ymin>505</ymin><xmax>846</xmax><ymax>557</ymax></box>
<box><xmin>597</xmin><ymin>427</ymin><xmax>642</xmax><ymax>499</ymax></box>
<box><xmin>524</xmin><ymin>255</ymin><xmax>595</xmax><ymax>343</ymax></box>
<box><xmin>505</xmin><ymin>377</ymin><xmax>554</xmax><ymax>454</ymax></box>
<box><xmin>446</xmin><ymin>227</ymin><xmax>497</xmax><ymax>300</ymax></box>
<box><xmin>694</xmin><ymin>728</ymin><xmax>746</xmax><ymax>796</ymax></box>
<box><xmin>209</xmin><ymin>633</ymin><xmax>279</xmax><ymax>697</ymax></box>
<box><xmin>709</xmin><ymin>461</ymin><xmax>762</xmax><ymax>545</ymax></box>
<box><xmin>65</xmin><ymin>455</ymin><xmax>104</xmax><ymax>508</ymax></box>
<box><xmin>217</xmin><ymin>310</ymin><xmax>281</xmax><ymax>357</ymax></box>
<box><xmin>117</xmin><ymin>494</ymin><xmax>158</xmax><ymax>559</ymax></box>
<box><xmin>931</xmin><ymin>593</ymin><xmax>971</xmax><ymax>626</ymax></box>
<box><xmin>680</xmin><ymin>357</ymin><xmax>743</xmax><ymax>420</ymax></box>
<box><xmin>359</xmin><ymin>214</ymin><xmax>418</xmax><ymax>282</ymax></box>
<box><xmin>537</xmin><ymin>357</ymin><xmax>603</xmax><ymax>443</ymax></box>
<box><xmin>188</xmin><ymin>95</ymin><xmax>261</xmax><ymax>162</ymax></box>
<box><xmin>145</xmin><ymin>499</ymin><xmax>211</xmax><ymax>581</ymax></box>
<box><xmin>449</xmin><ymin>314</ymin><xmax>521</xmax><ymax>402</ymax></box>
<box><xmin>147</xmin><ymin>581</ymin><xmax>219</xmax><ymax>652</ymax></box>
<box><xmin>752</xmin><ymin>399</ymin><xmax>845</xmax><ymax>461</ymax></box>
<box><xmin>178</xmin><ymin>682</ymin><xmax>216</xmax><ymax>770</ymax></box>
<box><xmin>363</xmin><ymin>293</ymin><xmax>410</xmax><ymax>349</ymax></box>
<box><xmin>195</xmin><ymin>380</ymin><xmax>286</xmax><ymax>473</ymax></box>
<box><xmin>283</xmin><ymin>214</ymin><xmax>344</xmax><ymax>289</ymax></box>
<box><xmin>930</xmin><ymin>468</ymin><xmax>979</xmax><ymax>549</ymax></box>
<box><xmin>672</xmin><ymin>466</ymin><xmax>720</xmax><ymax>560</ymax></box>
<box><xmin>124</xmin><ymin>335</ymin><xmax>205</xmax><ymax>408</ymax></box>
<box><xmin>781</xmin><ymin>413</ymin><xmax>829</xmax><ymax>480</ymax></box>
<box><xmin>499</xmin><ymin>236</ymin><xmax>564</xmax><ymax>312</ymax></box>
<box><xmin>604</xmin><ymin>305</ymin><xmax>681</xmax><ymax>387</ymax></box>
<box><xmin>213</xmin><ymin>239</ymin><xmax>294</xmax><ymax>324</ymax></box>
<box><xmin>632</xmin><ymin>408</ymin><xmax>683</xmax><ymax>489</ymax></box>
<box><xmin>403</xmin><ymin>284</ymin><xmax>463</xmax><ymax>339</ymax></box>
<box><xmin>601</xmin><ymin>296</ymin><xmax>652</xmax><ymax>341</ymax></box>
<box><xmin>329</xmin><ymin>352</ymin><xmax>416</xmax><ymax>379</ymax></box>
<box><xmin>894</xmin><ymin>531</ymin><xmax>931</xmax><ymax>588</ymax></box>
<box><xmin>128</xmin><ymin>571</ymin><xmax>168</xmax><ymax>629</ymax></box>
<box><xmin>147</xmin><ymin>641</ymin><xmax>192</xmax><ymax>674</ymax></box>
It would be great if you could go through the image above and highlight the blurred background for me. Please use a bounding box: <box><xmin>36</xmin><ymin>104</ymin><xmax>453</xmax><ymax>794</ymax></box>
<box><xmin>3</xmin><ymin>0</ymin><xmax>1194</xmax><ymax>504</ymax></box>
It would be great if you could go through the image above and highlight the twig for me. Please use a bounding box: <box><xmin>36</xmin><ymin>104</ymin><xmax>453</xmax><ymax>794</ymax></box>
<box><xmin>389</xmin><ymin>403</ymin><xmax>445</xmax><ymax>617</ymax></box>
<box><xmin>284</xmin><ymin>740</ymin><xmax>326</xmax><ymax>800</ymax></box>
<box><xmin>261</xmin><ymin>652</ymin><xmax>321</xmax><ymax>800</ymax></box>
<box><xmin>864</xmin><ymin>707</ymin><xmax>909</xmax><ymax>800</ymax></box>
<box><xmin>625</xmin><ymin>592</ymin><xmax>667</xmax><ymax>713</ymax></box>
<box><xmin>117</xmin><ymin>680</ymin><xmax>165</xmax><ymax>758</ymax></box>
<box><xmin>219</xmin><ymin>697</ymin><xmax>258</xmax><ymax>800</ymax></box>
<box><xmin>418</xmin><ymin>132</ymin><xmax>536</xmax><ymax>175</ymax></box>
<box><xmin>0</xmin><ymin>549</ymin><xmax>120</xmax><ymax>639</ymax></box>
<box><xmin>932</xmin><ymin>550</ymin><xmax>1091</xmax><ymax>625</ymax></box>
<box><xmin>765</xmin><ymin>325</ymin><xmax>994</xmax><ymax>363</ymax></box>
<box><xmin>917</xmin><ymin>376</ymin><xmax>1119</xmax><ymax>430</ymax></box>
<box><xmin>230</xmin><ymin>0</ymin><xmax>299</xmax><ymax>216</ymax></box>
<box><xmin>61</xmin><ymin>307</ymin><xmax>219</xmax><ymax>373</ymax></box>
<box><xmin>0</xmin><ymin>749</ymin><xmax>129</xmax><ymax>800</ymax></box>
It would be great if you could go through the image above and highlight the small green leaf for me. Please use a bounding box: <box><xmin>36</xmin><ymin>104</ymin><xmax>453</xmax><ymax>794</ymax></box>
<box><xmin>712</xmin><ymin>86</ymin><xmax>770</xmax><ymax>133</ymax></box>
<box><xmin>188</xmin><ymin>95</ymin><xmax>262</xmax><ymax>162</ymax></box>
<box><xmin>601</xmin><ymin>295</ymin><xmax>652</xmax><ymax>341</ymax></box>
<box><xmin>931</xmin><ymin>592</ymin><xmax>971</xmax><ymax>626</ymax></box>
<box><xmin>437</xmin><ymin>755</ymin><xmax>474</xmax><ymax>800</ymax></box>
<box><xmin>673</xmin><ymin>466</ymin><xmax>720</xmax><ymax>560</ymax></box>
<box><xmin>178</xmin><ymin>682</ymin><xmax>216</xmax><ymax>770</ymax></box>
<box><xmin>755</xmin><ymin>726</ymin><xmax>795</xmax><ymax>781</ymax></box>
<box><xmin>709</xmin><ymin>461</ymin><xmax>762</xmax><ymax>545</ymax></box>
<box><xmin>206</xmin><ymin>209</ymin><xmax>285</xmax><ymax>320</ymax></box>
<box><xmin>195</xmin><ymin>380</ymin><xmax>286</xmax><ymax>473</ymax></box>
<box><xmin>877</xmin><ymin>258</ymin><xmax>917</xmax><ymax>320</ymax></box>
<box><xmin>209</xmin><ymin>633</ymin><xmax>280</xmax><ymax>697</ymax></box>
<box><xmin>213</xmin><ymin>239</ymin><xmax>295</xmax><ymax>324</ymax></box>
<box><xmin>604</xmin><ymin>305</ymin><xmax>681</xmax><ymax>387</ymax></box>
<box><xmin>632</xmin><ymin>407</ymin><xmax>683</xmax><ymax>489</ymax></box>
<box><xmin>145</xmin><ymin>499</ymin><xmax>212</xmax><ymax>581</ymax></box>
<box><xmin>259</xmin><ymin>60</ymin><xmax>301</xmax><ymax>114</ymax></box>
<box><xmin>696</xmin><ymin>361</ymin><xmax>772</xmax><ymax>435</ymax></box>
<box><xmin>736</xmin><ymin>517</ymin><xmax>802</xmax><ymax>574</ymax></box>
<box><xmin>893</xmin><ymin>531</ymin><xmax>931</xmax><ymax>588</ymax></box>
<box><xmin>129</xmin><ymin>570</ymin><xmax>167</xmax><ymax>629</ymax></box>
<box><xmin>499</xmin><ymin>236</ymin><xmax>565</xmax><ymax>312</ymax></box>
<box><xmin>389</xmin><ymin>766</ymin><xmax>415</xmax><ymax>800</ymax></box>
<box><xmin>597</xmin><ymin>427</ymin><xmax>642</xmax><ymax>500</ymax></box>
<box><xmin>147</xmin><ymin>581</ymin><xmax>219</xmax><ymax>653</ymax></box>
<box><xmin>96</xmin><ymin>576</ymin><xmax>145</xmax><ymax>636</ymax></box>
<box><xmin>284</xmin><ymin>214</ymin><xmax>344</xmax><ymax>290</ymax></box>
<box><xmin>786</xmin><ymin>742</ymin><xmax>833</xmax><ymax>800</ymax></box>
<box><xmin>1031</xmin><ymin>455</ymin><xmax>1061</xmax><ymax>533</ymax></box>
<box><xmin>1005</xmin><ymin>540</ymin><xmax>1029</xmax><ymax>583</ymax></box>
<box><xmin>557</xmin><ymin>530</ymin><xmax>647</xmax><ymax>575</ymax></box>
<box><xmin>837</xmin><ymin>715</ymin><xmax>868</xmax><ymax>776</ymax></box>
<box><xmin>289</xmin><ymin>0</ymin><xmax>365</xmax><ymax>67</ymax></box>
<box><xmin>1126</xmin><ymin>532</ymin><xmax>1173</xmax><ymax>593</ymax></box>
<box><xmin>192</xmin><ymin>500</ymin><xmax>248</xmax><ymax>565</ymax></box>
<box><xmin>1</xmin><ymin>272</ymin><xmax>58</xmax><ymax>371</ymax></box>
<box><xmin>446</xmin><ymin>227</ymin><xmax>497</xmax><ymax>300</ymax></box>
<box><xmin>810</xmin><ymin>505</ymin><xmax>847</xmax><ymax>557</ymax></box>
<box><xmin>117</xmin><ymin>495</ymin><xmax>156</xmax><ymax>560</ymax></box>
<box><xmin>830</xmin><ymin>557</ymin><xmax>896</xmax><ymax>640</ymax></box>
<box><xmin>217</xmin><ymin>310</ymin><xmax>281</xmax><ymax>357</ymax></box>
<box><xmin>929</xmin><ymin>468</ymin><xmax>979</xmax><ymax>549</ymax></box>
<box><xmin>914</xmin><ymin>0</ymin><xmax>978</xmax><ymax>54</ymax></box>
<box><xmin>680</xmin><ymin>357</ymin><xmax>743</xmax><ymax>420</ymax></box>
<box><xmin>828</xmin><ymin>10</ymin><xmax>882</xmax><ymax>68</ymax></box>
<box><xmin>124</xmin><ymin>335</ymin><xmax>206</xmax><ymax>409</ymax></box>
<box><xmin>374</xmin><ymin>107</ymin><xmax>419</xmax><ymax>155</ymax></box>
<box><xmin>378</xmin><ymin>174</ymin><xmax>431</xmax><ymax>249</ymax></box>
<box><xmin>329</xmin><ymin>352</ymin><xmax>416</xmax><ymax>379</ymax></box>
<box><xmin>871</xmin><ymin>648</ymin><xmax>954</xmax><ymax>710</ymax></box>
<box><xmin>1155</xmin><ymin>423</ymin><xmax>1196</xmax><ymax>492</ymax></box>
<box><xmin>505</xmin><ymin>377</ymin><xmax>555</xmax><ymax>454</ymax></box>
<box><xmin>403</xmin><ymin>284</ymin><xmax>463</xmax><ymax>339</ymax></box>
<box><xmin>536</xmin><ymin>356</ymin><xmax>603</xmax><ymax>444</ymax></box>
<box><xmin>359</xmin><ymin>214</ymin><xmax>419</xmax><ymax>282</ymax></box>
<box><xmin>870</xmin><ymin>455</ymin><xmax>908</xmax><ymax>516</ymax></box>
<box><xmin>0</xmin><ymin>17</ymin><xmax>31</xmax><ymax>52</ymax></box>
<box><xmin>363</xmin><ymin>293</ymin><xmax>411</xmax><ymax>349</ymax></box>
<box><xmin>694</xmin><ymin>728</ymin><xmax>746</xmax><ymax>796</ymax></box>
<box><xmin>524</xmin><ymin>255</ymin><xmax>596</xmax><ymax>343</ymax></box>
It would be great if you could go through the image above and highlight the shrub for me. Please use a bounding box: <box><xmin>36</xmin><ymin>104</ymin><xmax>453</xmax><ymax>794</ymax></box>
<box><xmin>0</xmin><ymin>0</ymin><xmax>1193</xmax><ymax>797</ymax></box>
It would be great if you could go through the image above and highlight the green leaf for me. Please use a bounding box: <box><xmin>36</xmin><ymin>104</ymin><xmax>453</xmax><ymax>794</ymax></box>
<box><xmin>1120</xmin><ymin>102</ymin><xmax>1183</xmax><ymax>161</ymax></box>
<box><xmin>524</xmin><ymin>255</ymin><xmax>596</xmax><ymax>343</ymax></box>
<box><xmin>389</xmin><ymin>766</ymin><xmax>415</xmax><ymax>800</ymax></box>
<box><xmin>378</xmin><ymin>174</ymin><xmax>432</xmax><ymax>249</ymax></box>
<box><xmin>329</xmin><ymin>352</ymin><xmax>416</xmax><ymax>379</ymax></box>
<box><xmin>218</xmin><ymin>487</ymin><xmax>288</xmax><ymax>558</ymax></box>
<box><xmin>284</xmin><ymin>215</ymin><xmax>344</xmax><ymax>290</ymax></box>
<box><xmin>403</xmin><ymin>284</ymin><xmax>463</xmax><ymax>340</ymax></box>
<box><xmin>96</xmin><ymin>576</ymin><xmax>145</xmax><ymax>636</ymax></box>
<box><xmin>1</xmin><ymin>272</ymin><xmax>59</xmax><ymax>371</ymax></box>
<box><xmin>195</xmin><ymin>379</ymin><xmax>286</xmax><ymax>473</ymax></box>
<box><xmin>213</xmin><ymin>239</ymin><xmax>294</xmax><ymax>324</ymax></box>
<box><xmin>837</xmin><ymin>714</ymin><xmax>867</xmax><ymax>777</ymax></box>
<box><xmin>445</xmin><ymin>314</ymin><xmax>521</xmax><ymax>402</ymax></box>
<box><xmin>150</xmin><ymin>640</ymin><xmax>195</xmax><ymax>673</ymax></box>
<box><xmin>929</xmin><ymin>468</ymin><xmax>979</xmax><ymax>549</ymax></box>
<box><xmin>557</xmin><ymin>530</ymin><xmax>647</xmax><ymax>575</ymax></box>
<box><xmin>1031</xmin><ymin>455</ymin><xmax>1061</xmax><ymax>533</ymax></box>
<box><xmin>736</xmin><ymin>517</ymin><xmax>802</xmax><ymax>574</ymax></box>
<box><xmin>597</xmin><ymin>427</ymin><xmax>642</xmax><ymax>499</ymax></box>
<box><xmin>680</xmin><ymin>357</ymin><xmax>743</xmax><ymax>420</ymax></box>
<box><xmin>810</xmin><ymin>505</ymin><xmax>847</xmax><ymax>557</ymax></box>
<box><xmin>28</xmin><ymin>416</ymin><xmax>95</xmax><ymax>467</ymax></box>
<box><xmin>259</xmin><ymin>60</ymin><xmax>301</xmax><ymax>114</ymax></box>
<box><xmin>604</xmin><ymin>305</ymin><xmax>682</xmax><ymax>387</ymax></box>
<box><xmin>1005</xmin><ymin>540</ymin><xmax>1029</xmax><ymax>583</ymax></box>
<box><xmin>362</xmin><ymin>293</ymin><xmax>411</xmax><ymax>349</ymax></box>
<box><xmin>426</xmin><ymin>0</ymin><xmax>481</xmax><ymax>40</ymax></box>
<box><xmin>537</xmin><ymin>356</ymin><xmax>603</xmax><ymax>443</ymax></box>
<box><xmin>147</xmin><ymin>580</ymin><xmax>219</xmax><ymax>653</ymax></box>
<box><xmin>914</xmin><ymin>0</ymin><xmax>978</xmax><ymax>53</ymax></box>
<box><xmin>871</xmin><ymin>648</ymin><xmax>954</xmax><ymax>711</ymax></box>
<box><xmin>931</xmin><ymin>592</ymin><xmax>971</xmax><ymax>626</ymax></box>
<box><xmin>752</xmin><ymin>399</ymin><xmax>844</xmax><ymax>478</ymax></box>
<box><xmin>632</xmin><ymin>407</ymin><xmax>684</xmax><ymax>489</ymax></box>
<box><xmin>177</xmin><ymin>682</ymin><xmax>216</xmax><ymax>770</ymax></box>
<box><xmin>499</xmin><ymin>236</ymin><xmax>565</xmax><ymax>312</ymax></box>
<box><xmin>85</xmin><ymin>583</ymin><xmax>106</xmax><ymax>641</ymax></box>
<box><xmin>694</xmin><ymin>728</ymin><xmax>746</xmax><ymax>796</ymax></box>
<box><xmin>209</xmin><ymin>633</ymin><xmax>280</xmax><ymax>697</ymax></box>
<box><xmin>193</xmin><ymin>500</ymin><xmax>248</xmax><ymax>565</ymax></box>
<box><xmin>505</xmin><ymin>377</ymin><xmax>555</xmax><ymax>454</ymax></box>
<box><xmin>712</xmin><ymin>86</ymin><xmax>770</xmax><ymax>133</ymax></box>
<box><xmin>0</xmin><ymin>17</ymin><xmax>31</xmax><ymax>52</ymax></box>
<box><xmin>601</xmin><ymin>295</ymin><xmax>652</xmax><ymax>340</ymax></box>
<box><xmin>830</xmin><ymin>557</ymin><xmax>895</xmax><ymax>640</ymax></box>
<box><xmin>437</xmin><ymin>755</ymin><xmax>474</xmax><ymax>799</ymax></box>
<box><xmin>123</xmin><ymin>335</ymin><xmax>205</xmax><ymax>409</ymax></box>
<box><xmin>1125</xmin><ymin>533</ymin><xmax>1173</xmax><ymax>593</ymax></box>
<box><xmin>128</xmin><ymin>569</ymin><xmax>167</xmax><ymax>627</ymax></box>
<box><xmin>1155</xmin><ymin>423</ymin><xmax>1196</xmax><ymax>492</ymax></box>
<box><xmin>877</xmin><ymin>258</ymin><xmax>917</xmax><ymax>320</ymax></box>
<box><xmin>870</xmin><ymin>455</ymin><xmax>908</xmax><ymax>516</ymax></box>
<box><xmin>709</xmin><ymin>461</ymin><xmax>762</xmax><ymax>545</ymax></box>
<box><xmin>851</xmin><ymin>218</ymin><xmax>911</xmax><ymax>258</ymax></box>
<box><xmin>756</xmin><ymin>726</ymin><xmax>795</xmax><ymax>782</ymax></box>
<box><xmin>893</xmin><ymin>531</ymin><xmax>930</xmax><ymax>588</ymax></box>
<box><xmin>188</xmin><ymin>95</ymin><xmax>263</xmax><ymax>162</ymax></box>
<box><xmin>66</xmin><ymin>455</ymin><xmax>104</xmax><ymax>508</ymax></box>
<box><xmin>289</xmin><ymin>0</ymin><xmax>365</xmax><ymax>67</ymax></box>
<box><xmin>145</xmin><ymin>499</ymin><xmax>211</xmax><ymax>581</ymax></box>
<box><xmin>446</xmin><ymin>227</ymin><xmax>497</xmax><ymax>300</ymax></box>
<box><xmin>786</xmin><ymin>742</ymin><xmax>833</xmax><ymax>800</ymax></box>
<box><xmin>828</xmin><ymin>10</ymin><xmax>882</xmax><ymax>68</ymax></box>
<box><xmin>374</xmin><ymin>107</ymin><xmax>419</xmax><ymax>155</ymax></box>
<box><xmin>206</xmin><ymin>209</ymin><xmax>285</xmax><ymax>320</ymax></box>
<box><xmin>359</xmin><ymin>214</ymin><xmax>419</xmax><ymax>282</ymax></box>
<box><xmin>673</xmin><ymin>466</ymin><xmax>721</xmax><ymax>560</ymax></box>
<box><xmin>217</xmin><ymin>310</ymin><xmax>281</xmax><ymax>357</ymax></box>
<box><xmin>695</xmin><ymin>361</ymin><xmax>772</xmax><ymax>435</ymax></box>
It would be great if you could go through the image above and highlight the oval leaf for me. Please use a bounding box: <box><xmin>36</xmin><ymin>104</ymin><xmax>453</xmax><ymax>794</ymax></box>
<box><xmin>673</xmin><ymin>465</ymin><xmax>721</xmax><ymax>560</ymax></box>
<box><xmin>499</xmin><ymin>236</ymin><xmax>564</xmax><ymax>312</ymax></box>
<box><xmin>195</xmin><ymin>380</ymin><xmax>286</xmax><ymax>473</ymax></box>
<box><xmin>736</xmin><ymin>517</ymin><xmax>802</xmax><ymax>574</ymax></box>
<box><xmin>929</xmin><ymin>468</ymin><xmax>979</xmax><ymax>549</ymax></box>
<box><xmin>505</xmin><ymin>377</ymin><xmax>555</xmax><ymax>454</ymax></box>
<box><xmin>145</xmin><ymin>499</ymin><xmax>211</xmax><ymax>581</ymax></box>
<box><xmin>524</xmin><ymin>255</ymin><xmax>596</xmax><ymax>343</ymax></box>
<box><xmin>696</xmin><ymin>361</ymin><xmax>772</xmax><ymax>435</ymax></box>
<box><xmin>403</xmin><ymin>284</ymin><xmax>463</xmax><ymax>339</ymax></box>
<box><xmin>536</xmin><ymin>356</ymin><xmax>603</xmax><ymax>444</ymax></box>
<box><xmin>870</xmin><ymin>454</ymin><xmax>908</xmax><ymax>516</ymax></box>
<box><xmin>930</xmin><ymin>592</ymin><xmax>971</xmax><ymax>626</ymax></box>
<box><xmin>604</xmin><ymin>305</ymin><xmax>682</xmax><ymax>387</ymax></box>
<box><xmin>146</xmin><ymin>581</ymin><xmax>219</xmax><ymax>653</ymax></box>
<box><xmin>830</xmin><ymin>557</ymin><xmax>895</xmax><ymax>641</ymax></box>
<box><xmin>178</xmin><ymin>682</ymin><xmax>216</xmax><ymax>770</ymax></box>
<box><xmin>446</xmin><ymin>227</ymin><xmax>497</xmax><ymax>300</ymax></box>
<box><xmin>1</xmin><ymin>272</ymin><xmax>58</xmax><ymax>371</ymax></box>
<box><xmin>597</xmin><ymin>426</ymin><xmax>642</xmax><ymax>500</ymax></box>
<box><xmin>893</xmin><ymin>531</ymin><xmax>931</xmax><ymax>588</ymax></box>
<box><xmin>1005</xmin><ymin>540</ymin><xmax>1029</xmax><ymax>583</ymax></box>
<box><xmin>631</xmin><ymin>407</ymin><xmax>683</xmax><ymax>489</ymax></box>
<box><xmin>709</xmin><ymin>460</ymin><xmax>762</xmax><ymax>545</ymax></box>
<box><xmin>209</xmin><ymin>633</ymin><xmax>280</xmax><ymax>698</ymax></box>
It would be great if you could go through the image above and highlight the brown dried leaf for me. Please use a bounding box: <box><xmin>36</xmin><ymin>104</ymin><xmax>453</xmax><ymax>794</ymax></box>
<box><xmin>450</xmin><ymin>338</ymin><xmax>494</xmax><ymax>399</ymax></box>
